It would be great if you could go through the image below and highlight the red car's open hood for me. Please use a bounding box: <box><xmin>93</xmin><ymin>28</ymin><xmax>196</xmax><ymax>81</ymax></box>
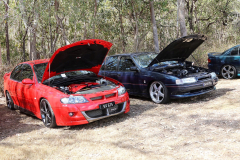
<box><xmin>41</xmin><ymin>39</ymin><xmax>112</xmax><ymax>83</ymax></box>
<box><xmin>148</xmin><ymin>35</ymin><xmax>206</xmax><ymax>67</ymax></box>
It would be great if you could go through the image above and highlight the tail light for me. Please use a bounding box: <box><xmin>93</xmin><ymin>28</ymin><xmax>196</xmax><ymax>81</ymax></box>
<box><xmin>208</xmin><ymin>58</ymin><xmax>211</xmax><ymax>63</ymax></box>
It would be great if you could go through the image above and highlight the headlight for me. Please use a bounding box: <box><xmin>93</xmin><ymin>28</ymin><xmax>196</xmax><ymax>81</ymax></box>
<box><xmin>61</xmin><ymin>95</ymin><xmax>89</xmax><ymax>104</ymax></box>
<box><xmin>210</xmin><ymin>72</ymin><xmax>217</xmax><ymax>79</ymax></box>
<box><xmin>117</xmin><ymin>86</ymin><xmax>126</xmax><ymax>96</ymax></box>
<box><xmin>176</xmin><ymin>77</ymin><xmax>197</xmax><ymax>85</ymax></box>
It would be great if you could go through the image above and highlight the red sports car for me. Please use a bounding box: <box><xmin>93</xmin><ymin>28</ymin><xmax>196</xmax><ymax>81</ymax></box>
<box><xmin>4</xmin><ymin>39</ymin><xmax>130</xmax><ymax>128</ymax></box>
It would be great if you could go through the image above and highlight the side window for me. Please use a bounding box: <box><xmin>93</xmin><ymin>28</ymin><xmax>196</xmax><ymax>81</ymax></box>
<box><xmin>119</xmin><ymin>57</ymin><xmax>136</xmax><ymax>71</ymax></box>
<box><xmin>10</xmin><ymin>64</ymin><xmax>22</xmax><ymax>81</ymax></box>
<box><xmin>101</xmin><ymin>57</ymin><xmax>108</xmax><ymax>70</ymax></box>
<box><xmin>230</xmin><ymin>47</ymin><xmax>239</xmax><ymax>56</ymax></box>
<box><xmin>105</xmin><ymin>56</ymin><xmax>118</xmax><ymax>71</ymax></box>
<box><xmin>20</xmin><ymin>64</ymin><xmax>33</xmax><ymax>81</ymax></box>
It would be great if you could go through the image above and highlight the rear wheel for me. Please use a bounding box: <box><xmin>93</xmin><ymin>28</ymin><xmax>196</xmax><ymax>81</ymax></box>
<box><xmin>221</xmin><ymin>65</ymin><xmax>236</xmax><ymax>79</ymax></box>
<box><xmin>40</xmin><ymin>99</ymin><xmax>57</xmax><ymax>128</ymax></box>
<box><xmin>6</xmin><ymin>91</ymin><xmax>15</xmax><ymax>110</ymax></box>
<box><xmin>149</xmin><ymin>81</ymin><xmax>169</xmax><ymax>104</ymax></box>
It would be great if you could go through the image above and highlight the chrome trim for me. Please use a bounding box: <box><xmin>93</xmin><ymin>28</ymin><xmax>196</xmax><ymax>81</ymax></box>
<box><xmin>81</xmin><ymin>101</ymin><xmax>127</xmax><ymax>123</ymax></box>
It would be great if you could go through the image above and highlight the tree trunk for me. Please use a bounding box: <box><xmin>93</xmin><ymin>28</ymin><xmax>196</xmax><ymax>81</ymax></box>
<box><xmin>31</xmin><ymin>2</ymin><xmax>38</xmax><ymax>60</ymax></box>
<box><xmin>93</xmin><ymin>0</ymin><xmax>97</xmax><ymax>39</ymax></box>
<box><xmin>0</xmin><ymin>45</ymin><xmax>2</xmax><ymax>67</ymax></box>
<box><xmin>23</xmin><ymin>27</ymin><xmax>28</xmax><ymax>61</ymax></box>
<box><xmin>5</xmin><ymin>0</ymin><xmax>10</xmax><ymax>64</ymax></box>
<box><xmin>118</xmin><ymin>3</ymin><xmax>126</xmax><ymax>53</ymax></box>
<box><xmin>49</xmin><ymin>2</ymin><xmax>53</xmax><ymax>56</ymax></box>
<box><xmin>149</xmin><ymin>1</ymin><xmax>159</xmax><ymax>53</ymax></box>
<box><xmin>178</xmin><ymin>0</ymin><xmax>187</xmax><ymax>37</ymax></box>
<box><xmin>55</xmin><ymin>0</ymin><xmax>69</xmax><ymax>45</ymax></box>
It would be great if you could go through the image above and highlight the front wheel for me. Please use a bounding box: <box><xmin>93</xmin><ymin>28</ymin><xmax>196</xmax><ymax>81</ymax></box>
<box><xmin>40</xmin><ymin>99</ymin><xmax>57</xmax><ymax>128</ymax></box>
<box><xmin>221</xmin><ymin>65</ymin><xmax>236</xmax><ymax>79</ymax></box>
<box><xmin>149</xmin><ymin>81</ymin><xmax>169</xmax><ymax>104</ymax></box>
<box><xmin>6</xmin><ymin>91</ymin><xmax>15</xmax><ymax>110</ymax></box>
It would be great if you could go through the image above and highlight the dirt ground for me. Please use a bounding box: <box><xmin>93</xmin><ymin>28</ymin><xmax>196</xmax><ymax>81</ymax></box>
<box><xmin>1</xmin><ymin>79</ymin><xmax>240</xmax><ymax>160</ymax></box>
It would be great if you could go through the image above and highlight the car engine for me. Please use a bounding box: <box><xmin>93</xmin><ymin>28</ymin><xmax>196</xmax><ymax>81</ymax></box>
<box><xmin>151</xmin><ymin>61</ymin><xmax>208</xmax><ymax>78</ymax></box>
<box><xmin>43</xmin><ymin>76</ymin><xmax>117</xmax><ymax>94</ymax></box>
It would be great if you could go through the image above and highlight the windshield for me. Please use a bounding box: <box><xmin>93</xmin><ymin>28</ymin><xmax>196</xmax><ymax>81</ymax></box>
<box><xmin>133</xmin><ymin>53</ymin><xmax>158</xmax><ymax>68</ymax></box>
<box><xmin>34</xmin><ymin>63</ymin><xmax>96</xmax><ymax>83</ymax></box>
<box><xmin>34</xmin><ymin>63</ymin><xmax>48</xmax><ymax>82</ymax></box>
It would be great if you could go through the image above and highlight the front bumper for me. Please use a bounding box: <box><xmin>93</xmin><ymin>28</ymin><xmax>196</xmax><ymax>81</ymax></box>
<box><xmin>81</xmin><ymin>102</ymin><xmax>127</xmax><ymax>123</ymax></box>
<box><xmin>53</xmin><ymin>93</ymin><xmax>130</xmax><ymax>126</ymax></box>
<box><xmin>167</xmin><ymin>78</ymin><xmax>218</xmax><ymax>99</ymax></box>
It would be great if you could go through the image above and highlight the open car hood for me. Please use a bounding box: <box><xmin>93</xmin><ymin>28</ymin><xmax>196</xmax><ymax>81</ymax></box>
<box><xmin>41</xmin><ymin>39</ymin><xmax>112</xmax><ymax>83</ymax></box>
<box><xmin>148</xmin><ymin>35</ymin><xmax>206</xmax><ymax>67</ymax></box>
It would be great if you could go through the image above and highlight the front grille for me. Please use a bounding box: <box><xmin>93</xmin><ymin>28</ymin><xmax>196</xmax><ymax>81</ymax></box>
<box><xmin>189</xmin><ymin>86</ymin><xmax>214</xmax><ymax>94</ymax></box>
<box><xmin>90</xmin><ymin>96</ymin><xmax>103</xmax><ymax>101</ymax></box>
<box><xmin>84</xmin><ymin>103</ymin><xmax>124</xmax><ymax>118</ymax></box>
<box><xmin>197</xmin><ymin>75</ymin><xmax>211</xmax><ymax>81</ymax></box>
<box><xmin>90</xmin><ymin>93</ymin><xmax>116</xmax><ymax>101</ymax></box>
<box><xmin>85</xmin><ymin>109</ymin><xmax>103</xmax><ymax>118</ymax></box>
<box><xmin>172</xmin><ymin>86</ymin><xmax>214</xmax><ymax>95</ymax></box>
<box><xmin>105</xmin><ymin>93</ymin><xmax>116</xmax><ymax>98</ymax></box>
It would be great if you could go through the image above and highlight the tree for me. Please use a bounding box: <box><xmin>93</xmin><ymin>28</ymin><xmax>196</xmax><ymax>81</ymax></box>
<box><xmin>177</xmin><ymin>0</ymin><xmax>187</xmax><ymax>37</ymax></box>
<box><xmin>150</xmin><ymin>0</ymin><xmax>159</xmax><ymax>53</ymax></box>
<box><xmin>4</xmin><ymin>0</ymin><xmax>10</xmax><ymax>64</ymax></box>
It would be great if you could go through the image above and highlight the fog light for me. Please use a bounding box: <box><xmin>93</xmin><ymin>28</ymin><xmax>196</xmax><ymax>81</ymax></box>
<box><xmin>69</xmin><ymin>112</ymin><xmax>74</xmax><ymax>117</ymax></box>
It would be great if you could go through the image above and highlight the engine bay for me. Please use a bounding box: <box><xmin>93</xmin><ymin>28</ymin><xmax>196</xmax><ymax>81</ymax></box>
<box><xmin>43</xmin><ymin>75</ymin><xmax>117</xmax><ymax>94</ymax></box>
<box><xmin>151</xmin><ymin>61</ymin><xmax>208</xmax><ymax>78</ymax></box>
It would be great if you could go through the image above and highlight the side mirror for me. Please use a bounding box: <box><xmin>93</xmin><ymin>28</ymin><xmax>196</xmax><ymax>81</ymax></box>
<box><xmin>130</xmin><ymin>66</ymin><xmax>139</xmax><ymax>72</ymax></box>
<box><xmin>22</xmin><ymin>78</ymin><xmax>35</xmax><ymax>85</ymax></box>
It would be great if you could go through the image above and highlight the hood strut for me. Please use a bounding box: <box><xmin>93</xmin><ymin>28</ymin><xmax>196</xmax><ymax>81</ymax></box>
<box><xmin>190</xmin><ymin>54</ymin><xmax>200</xmax><ymax>67</ymax></box>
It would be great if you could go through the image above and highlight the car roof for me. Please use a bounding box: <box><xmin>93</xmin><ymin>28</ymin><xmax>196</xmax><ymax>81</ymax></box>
<box><xmin>19</xmin><ymin>59</ymin><xmax>50</xmax><ymax>65</ymax></box>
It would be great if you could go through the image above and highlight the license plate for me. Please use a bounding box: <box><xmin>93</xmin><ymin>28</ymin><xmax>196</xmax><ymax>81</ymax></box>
<box><xmin>203</xmin><ymin>81</ymin><xmax>212</xmax><ymax>87</ymax></box>
<box><xmin>99</xmin><ymin>102</ymin><xmax>115</xmax><ymax>109</ymax></box>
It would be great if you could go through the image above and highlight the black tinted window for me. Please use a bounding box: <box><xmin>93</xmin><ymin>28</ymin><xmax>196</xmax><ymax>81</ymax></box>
<box><xmin>105</xmin><ymin>56</ymin><xmax>118</xmax><ymax>71</ymax></box>
<box><xmin>119</xmin><ymin>57</ymin><xmax>135</xmax><ymax>71</ymax></box>
<box><xmin>21</xmin><ymin>64</ymin><xmax>33</xmax><ymax>81</ymax></box>
<box><xmin>101</xmin><ymin>58</ymin><xmax>108</xmax><ymax>70</ymax></box>
<box><xmin>34</xmin><ymin>63</ymin><xmax>47</xmax><ymax>82</ymax></box>
<box><xmin>230</xmin><ymin>47</ymin><xmax>239</xmax><ymax>56</ymax></box>
<box><xmin>10</xmin><ymin>64</ymin><xmax>22</xmax><ymax>81</ymax></box>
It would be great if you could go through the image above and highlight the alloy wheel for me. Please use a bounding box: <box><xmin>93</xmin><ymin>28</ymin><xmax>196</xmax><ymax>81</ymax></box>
<box><xmin>6</xmin><ymin>92</ymin><xmax>14</xmax><ymax>110</ymax></box>
<box><xmin>40</xmin><ymin>99</ymin><xmax>56</xmax><ymax>128</ymax></box>
<box><xmin>149</xmin><ymin>81</ymin><xmax>165</xmax><ymax>103</ymax></box>
<box><xmin>221</xmin><ymin>65</ymin><xmax>236</xmax><ymax>79</ymax></box>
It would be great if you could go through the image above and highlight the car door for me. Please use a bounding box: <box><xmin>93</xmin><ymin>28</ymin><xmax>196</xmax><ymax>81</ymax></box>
<box><xmin>223</xmin><ymin>46</ymin><xmax>240</xmax><ymax>72</ymax></box>
<box><xmin>115</xmin><ymin>56</ymin><xmax>142</xmax><ymax>94</ymax></box>
<box><xmin>19</xmin><ymin>64</ymin><xmax>36</xmax><ymax>112</ymax></box>
<box><xmin>9</xmin><ymin>64</ymin><xmax>23</xmax><ymax>106</ymax></box>
<box><xmin>100</xmin><ymin>56</ymin><xmax>119</xmax><ymax>80</ymax></box>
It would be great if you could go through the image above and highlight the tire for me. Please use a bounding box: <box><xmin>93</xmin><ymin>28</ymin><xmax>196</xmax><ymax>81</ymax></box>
<box><xmin>40</xmin><ymin>99</ymin><xmax>57</xmax><ymax>128</ymax></box>
<box><xmin>221</xmin><ymin>65</ymin><xmax>237</xmax><ymax>79</ymax></box>
<box><xmin>149</xmin><ymin>81</ymin><xmax>169</xmax><ymax>104</ymax></box>
<box><xmin>6</xmin><ymin>91</ymin><xmax>15</xmax><ymax>110</ymax></box>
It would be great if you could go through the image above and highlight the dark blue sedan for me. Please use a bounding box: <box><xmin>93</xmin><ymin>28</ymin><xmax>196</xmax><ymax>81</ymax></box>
<box><xmin>99</xmin><ymin>35</ymin><xmax>218</xmax><ymax>103</ymax></box>
<box><xmin>208</xmin><ymin>45</ymin><xmax>240</xmax><ymax>79</ymax></box>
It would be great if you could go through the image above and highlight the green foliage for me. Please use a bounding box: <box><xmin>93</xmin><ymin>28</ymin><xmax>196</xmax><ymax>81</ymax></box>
<box><xmin>0</xmin><ymin>0</ymin><xmax>239</xmax><ymax>64</ymax></box>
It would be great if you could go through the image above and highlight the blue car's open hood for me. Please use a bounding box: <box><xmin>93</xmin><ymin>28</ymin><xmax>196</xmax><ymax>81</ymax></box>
<box><xmin>148</xmin><ymin>35</ymin><xmax>207</xmax><ymax>67</ymax></box>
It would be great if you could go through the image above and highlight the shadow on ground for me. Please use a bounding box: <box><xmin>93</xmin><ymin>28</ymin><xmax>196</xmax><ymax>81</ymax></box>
<box><xmin>0</xmin><ymin>104</ymin><xmax>43</xmax><ymax>141</ymax></box>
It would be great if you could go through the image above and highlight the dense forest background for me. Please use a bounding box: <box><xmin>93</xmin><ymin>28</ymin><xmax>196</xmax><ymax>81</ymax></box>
<box><xmin>0</xmin><ymin>0</ymin><xmax>240</xmax><ymax>68</ymax></box>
